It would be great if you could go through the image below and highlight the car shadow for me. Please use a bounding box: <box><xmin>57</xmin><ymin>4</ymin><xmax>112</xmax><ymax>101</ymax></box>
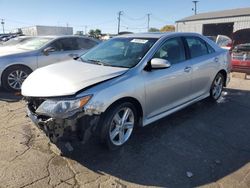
<box><xmin>0</xmin><ymin>88</ymin><xmax>22</xmax><ymax>102</ymax></box>
<box><xmin>60</xmin><ymin>88</ymin><xmax>250</xmax><ymax>187</ymax></box>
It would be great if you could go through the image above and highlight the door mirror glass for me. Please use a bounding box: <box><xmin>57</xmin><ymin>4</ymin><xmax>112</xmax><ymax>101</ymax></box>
<box><xmin>43</xmin><ymin>46</ymin><xmax>56</xmax><ymax>55</ymax></box>
<box><xmin>151</xmin><ymin>58</ymin><xmax>171</xmax><ymax>69</ymax></box>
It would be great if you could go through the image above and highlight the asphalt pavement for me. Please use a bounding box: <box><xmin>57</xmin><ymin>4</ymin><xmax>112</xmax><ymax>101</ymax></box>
<box><xmin>0</xmin><ymin>75</ymin><xmax>249</xmax><ymax>188</ymax></box>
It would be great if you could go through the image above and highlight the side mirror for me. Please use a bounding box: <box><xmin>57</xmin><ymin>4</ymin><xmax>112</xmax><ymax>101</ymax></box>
<box><xmin>150</xmin><ymin>58</ymin><xmax>171</xmax><ymax>69</ymax></box>
<box><xmin>43</xmin><ymin>46</ymin><xmax>56</xmax><ymax>56</ymax></box>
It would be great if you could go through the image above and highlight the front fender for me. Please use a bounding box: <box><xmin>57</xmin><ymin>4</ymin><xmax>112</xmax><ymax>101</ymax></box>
<box><xmin>81</xmin><ymin>73</ymin><xmax>145</xmax><ymax>116</ymax></box>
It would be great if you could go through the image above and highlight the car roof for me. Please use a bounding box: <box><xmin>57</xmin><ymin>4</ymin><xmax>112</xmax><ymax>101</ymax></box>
<box><xmin>115</xmin><ymin>32</ymin><xmax>202</xmax><ymax>39</ymax></box>
<box><xmin>32</xmin><ymin>35</ymin><xmax>100</xmax><ymax>42</ymax></box>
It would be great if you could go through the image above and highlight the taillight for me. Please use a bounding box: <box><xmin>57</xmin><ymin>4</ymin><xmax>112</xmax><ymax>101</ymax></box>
<box><xmin>226</xmin><ymin>42</ymin><xmax>232</xmax><ymax>50</ymax></box>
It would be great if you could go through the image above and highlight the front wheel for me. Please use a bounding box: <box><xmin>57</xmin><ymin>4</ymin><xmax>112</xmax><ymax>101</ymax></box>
<box><xmin>100</xmin><ymin>102</ymin><xmax>137</xmax><ymax>150</ymax></box>
<box><xmin>210</xmin><ymin>73</ymin><xmax>224</xmax><ymax>101</ymax></box>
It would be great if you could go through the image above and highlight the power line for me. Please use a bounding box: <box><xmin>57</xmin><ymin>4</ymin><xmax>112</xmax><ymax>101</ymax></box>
<box><xmin>121</xmin><ymin>25</ymin><xmax>147</xmax><ymax>30</ymax></box>
<box><xmin>120</xmin><ymin>18</ymin><xmax>147</xmax><ymax>27</ymax></box>
<box><xmin>4</xmin><ymin>18</ymin><xmax>34</xmax><ymax>25</ymax></box>
<box><xmin>123</xmin><ymin>13</ymin><xmax>146</xmax><ymax>21</ymax></box>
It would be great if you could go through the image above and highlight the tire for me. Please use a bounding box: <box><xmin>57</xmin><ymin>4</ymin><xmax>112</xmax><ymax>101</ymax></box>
<box><xmin>209</xmin><ymin>72</ymin><xmax>225</xmax><ymax>101</ymax></box>
<box><xmin>100</xmin><ymin>102</ymin><xmax>138</xmax><ymax>150</ymax></box>
<box><xmin>2</xmin><ymin>65</ymin><xmax>32</xmax><ymax>92</ymax></box>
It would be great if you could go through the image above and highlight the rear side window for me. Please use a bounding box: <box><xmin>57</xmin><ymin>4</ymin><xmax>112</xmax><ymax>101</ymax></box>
<box><xmin>186</xmin><ymin>37</ymin><xmax>213</xmax><ymax>58</ymax></box>
<box><xmin>77</xmin><ymin>38</ymin><xmax>98</xmax><ymax>50</ymax></box>
<box><xmin>153</xmin><ymin>37</ymin><xmax>186</xmax><ymax>64</ymax></box>
<box><xmin>207</xmin><ymin>43</ymin><xmax>215</xmax><ymax>54</ymax></box>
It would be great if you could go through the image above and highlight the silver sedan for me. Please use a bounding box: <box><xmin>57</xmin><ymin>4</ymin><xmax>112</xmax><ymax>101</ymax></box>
<box><xmin>22</xmin><ymin>32</ymin><xmax>231</xmax><ymax>150</ymax></box>
<box><xmin>0</xmin><ymin>35</ymin><xmax>100</xmax><ymax>91</ymax></box>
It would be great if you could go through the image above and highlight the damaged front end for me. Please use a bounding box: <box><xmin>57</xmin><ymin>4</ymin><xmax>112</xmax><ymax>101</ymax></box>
<box><xmin>25</xmin><ymin>96</ymin><xmax>101</xmax><ymax>143</ymax></box>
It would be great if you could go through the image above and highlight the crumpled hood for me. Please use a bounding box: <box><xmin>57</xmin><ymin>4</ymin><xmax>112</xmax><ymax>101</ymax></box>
<box><xmin>21</xmin><ymin>60</ymin><xmax>128</xmax><ymax>97</ymax></box>
<box><xmin>0</xmin><ymin>46</ymin><xmax>29</xmax><ymax>57</ymax></box>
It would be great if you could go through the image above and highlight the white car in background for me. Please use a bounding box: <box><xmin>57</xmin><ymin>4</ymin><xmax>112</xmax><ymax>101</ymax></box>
<box><xmin>207</xmin><ymin>35</ymin><xmax>232</xmax><ymax>50</ymax></box>
<box><xmin>0</xmin><ymin>35</ymin><xmax>100</xmax><ymax>91</ymax></box>
<box><xmin>0</xmin><ymin>36</ymin><xmax>34</xmax><ymax>47</ymax></box>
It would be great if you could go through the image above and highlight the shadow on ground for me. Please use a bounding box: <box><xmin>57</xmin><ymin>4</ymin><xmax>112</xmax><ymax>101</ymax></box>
<box><xmin>53</xmin><ymin>88</ymin><xmax>250</xmax><ymax>187</ymax></box>
<box><xmin>0</xmin><ymin>88</ymin><xmax>22</xmax><ymax>102</ymax></box>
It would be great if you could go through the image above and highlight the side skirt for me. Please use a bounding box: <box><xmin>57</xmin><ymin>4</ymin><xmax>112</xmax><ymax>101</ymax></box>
<box><xmin>143</xmin><ymin>93</ymin><xmax>210</xmax><ymax>127</ymax></box>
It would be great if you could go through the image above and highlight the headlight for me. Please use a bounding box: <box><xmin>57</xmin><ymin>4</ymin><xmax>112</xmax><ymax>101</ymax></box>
<box><xmin>36</xmin><ymin>95</ymin><xmax>92</xmax><ymax>119</ymax></box>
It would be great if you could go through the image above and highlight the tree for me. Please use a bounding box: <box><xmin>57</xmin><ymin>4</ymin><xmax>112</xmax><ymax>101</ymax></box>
<box><xmin>148</xmin><ymin>27</ymin><xmax>160</xmax><ymax>32</ymax></box>
<box><xmin>88</xmin><ymin>29</ymin><xmax>102</xmax><ymax>38</ymax></box>
<box><xmin>160</xmin><ymin>25</ymin><xmax>175</xmax><ymax>32</ymax></box>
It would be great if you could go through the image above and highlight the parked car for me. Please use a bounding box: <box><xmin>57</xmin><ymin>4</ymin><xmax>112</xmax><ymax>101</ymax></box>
<box><xmin>206</xmin><ymin>35</ymin><xmax>232</xmax><ymax>50</ymax></box>
<box><xmin>0</xmin><ymin>35</ymin><xmax>10</xmax><ymax>42</ymax></box>
<box><xmin>231</xmin><ymin>43</ymin><xmax>250</xmax><ymax>74</ymax></box>
<box><xmin>0</xmin><ymin>35</ymin><xmax>100</xmax><ymax>91</ymax></box>
<box><xmin>0</xmin><ymin>36</ymin><xmax>34</xmax><ymax>46</ymax></box>
<box><xmin>22</xmin><ymin>32</ymin><xmax>231</xmax><ymax>150</ymax></box>
<box><xmin>231</xmin><ymin>29</ymin><xmax>250</xmax><ymax>74</ymax></box>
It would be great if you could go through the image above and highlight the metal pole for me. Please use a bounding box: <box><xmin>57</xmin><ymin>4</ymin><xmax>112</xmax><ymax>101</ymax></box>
<box><xmin>1</xmin><ymin>19</ymin><xmax>5</xmax><ymax>34</ymax></box>
<box><xmin>192</xmin><ymin>1</ymin><xmax>199</xmax><ymax>15</ymax></box>
<box><xmin>147</xmin><ymin>14</ymin><xmax>151</xmax><ymax>32</ymax></box>
<box><xmin>85</xmin><ymin>25</ymin><xmax>87</xmax><ymax>35</ymax></box>
<box><xmin>118</xmin><ymin>11</ymin><xmax>123</xmax><ymax>34</ymax></box>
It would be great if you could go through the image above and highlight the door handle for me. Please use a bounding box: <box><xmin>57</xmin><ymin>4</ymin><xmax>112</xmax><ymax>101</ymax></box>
<box><xmin>184</xmin><ymin>66</ymin><xmax>192</xmax><ymax>73</ymax></box>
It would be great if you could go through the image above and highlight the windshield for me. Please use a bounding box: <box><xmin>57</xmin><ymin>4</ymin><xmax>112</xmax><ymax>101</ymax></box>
<box><xmin>17</xmin><ymin>37</ymin><xmax>53</xmax><ymax>50</ymax></box>
<box><xmin>3</xmin><ymin>37</ymin><xmax>32</xmax><ymax>46</ymax></box>
<box><xmin>80</xmin><ymin>37</ymin><xmax>157</xmax><ymax>68</ymax></box>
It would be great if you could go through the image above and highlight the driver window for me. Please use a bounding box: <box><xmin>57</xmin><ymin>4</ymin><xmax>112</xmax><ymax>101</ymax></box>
<box><xmin>154</xmin><ymin>37</ymin><xmax>186</xmax><ymax>64</ymax></box>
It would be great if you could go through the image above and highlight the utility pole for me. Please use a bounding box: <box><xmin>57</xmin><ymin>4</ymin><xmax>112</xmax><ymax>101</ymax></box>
<box><xmin>147</xmin><ymin>13</ymin><xmax>151</xmax><ymax>32</ymax></box>
<box><xmin>84</xmin><ymin>25</ymin><xmax>87</xmax><ymax>35</ymax></box>
<box><xmin>192</xmin><ymin>1</ymin><xmax>199</xmax><ymax>15</ymax></box>
<box><xmin>117</xmin><ymin>11</ymin><xmax>123</xmax><ymax>34</ymax></box>
<box><xmin>1</xmin><ymin>19</ymin><xmax>5</xmax><ymax>34</ymax></box>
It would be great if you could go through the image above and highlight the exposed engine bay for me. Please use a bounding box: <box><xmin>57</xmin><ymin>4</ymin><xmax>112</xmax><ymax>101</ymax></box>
<box><xmin>26</xmin><ymin>97</ymin><xmax>100</xmax><ymax>143</ymax></box>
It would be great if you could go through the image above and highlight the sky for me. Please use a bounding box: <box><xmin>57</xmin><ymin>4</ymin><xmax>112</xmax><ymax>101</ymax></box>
<box><xmin>0</xmin><ymin>0</ymin><xmax>250</xmax><ymax>34</ymax></box>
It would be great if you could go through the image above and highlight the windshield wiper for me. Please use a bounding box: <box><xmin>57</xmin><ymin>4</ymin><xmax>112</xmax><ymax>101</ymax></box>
<box><xmin>82</xmin><ymin>58</ymin><xmax>109</xmax><ymax>66</ymax></box>
<box><xmin>81</xmin><ymin>58</ymin><xmax>129</xmax><ymax>68</ymax></box>
<box><xmin>87</xmin><ymin>59</ymin><xmax>105</xmax><ymax>65</ymax></box>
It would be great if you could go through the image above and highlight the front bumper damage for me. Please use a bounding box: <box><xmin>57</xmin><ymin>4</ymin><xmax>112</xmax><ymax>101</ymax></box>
<box><xmin>26</xmin><ymin>98</ymin><xmax>100</xmax><ymax>143</ymax></box>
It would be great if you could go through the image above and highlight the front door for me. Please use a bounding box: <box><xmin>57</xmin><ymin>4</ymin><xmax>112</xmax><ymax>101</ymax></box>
<box><xmin>37</xmin><ymin>38</ymin><xmax>81</xmax><ymax>68</ymax></box>
<box><xmin>143</xmin><ymin>37</ymin><xmax>193</xmax><ymax>119</ymax></box>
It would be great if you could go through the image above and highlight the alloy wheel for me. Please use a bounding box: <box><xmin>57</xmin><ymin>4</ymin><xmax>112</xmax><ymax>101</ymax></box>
<box><xmin>212</xmin><ymin>75</ymin><xmax>223</xmax><ymax>100</ymax></box>
<box><xmin>109</xmin><ymin>107</ymin><xmax>135</xmax><ymax>146</ymax></box>
<box><xmin>7</xmin><ymin>70</ymin><xmax>28</xmax><ymax>90</ymax></box>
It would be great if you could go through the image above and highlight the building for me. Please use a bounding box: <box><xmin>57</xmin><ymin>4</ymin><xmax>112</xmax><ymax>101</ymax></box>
<box><xmin>176</xmin><ymin>7</ymin><xmax>250</xmax><ymax>37</ymax></box>
<box><xmin>21</xmin><ymin>25</ymin><xmax>73</xmax><ymax>36</ymax></box>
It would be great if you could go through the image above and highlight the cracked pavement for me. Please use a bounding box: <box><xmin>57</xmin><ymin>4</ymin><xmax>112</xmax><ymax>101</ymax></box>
<box><xmin>0</xmin><ymin>75</ymin><xmax>250</xmax><ymax>188</ymax></box>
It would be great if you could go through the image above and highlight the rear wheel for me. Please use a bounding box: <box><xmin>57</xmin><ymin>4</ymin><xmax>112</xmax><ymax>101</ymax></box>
<box><xmin>100</xmin><ymin>102</ymin><xmax>137</xmax><ymax>150</ymax></box>
<box><xmin>2</xmin><ymin>65</ymin><xmax>32</xmax><ymax>92</ymax></box>
<box><xmin>210</xmin><ymin>73</ymin><xmax>224</xmax><ymax>101</ymax></box>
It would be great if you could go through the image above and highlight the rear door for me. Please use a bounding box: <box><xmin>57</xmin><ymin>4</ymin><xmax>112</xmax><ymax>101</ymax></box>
<box><xmin>144</xmin><ymin>37</ymin><xmax>193</xmax><ymax>119</ymax></box>
<box><xmin>184</xmin><ymin>36</ymin><xmax>218</xmax><ymax>98</ymax></box>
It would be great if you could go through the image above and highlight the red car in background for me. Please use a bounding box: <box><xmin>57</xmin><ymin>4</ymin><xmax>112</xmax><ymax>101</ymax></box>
<box><xmin>231</xmin><ymin>29</ymin><xmax>250</xmax><ymax>74</ymax></box>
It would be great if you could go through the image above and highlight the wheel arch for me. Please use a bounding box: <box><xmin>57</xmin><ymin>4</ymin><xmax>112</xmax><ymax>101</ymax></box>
<box><xmin>1</xmin><ymin>63</ymin><xmax>33</xmax><ymax>85</ymax></box>
<box><xmin>1</xmin><ymin>64</ymin><xmax>33</xmax><ymax>82</ymax></box>
<box><xmin>217</xmin><ymin>69</ymin><xmax>227</xmax><ymax>86</ymax></box>
<box><xmin>104</xmin><ymin>97</ymin><xmax>143</xmax><ymax>125</ymax></box>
